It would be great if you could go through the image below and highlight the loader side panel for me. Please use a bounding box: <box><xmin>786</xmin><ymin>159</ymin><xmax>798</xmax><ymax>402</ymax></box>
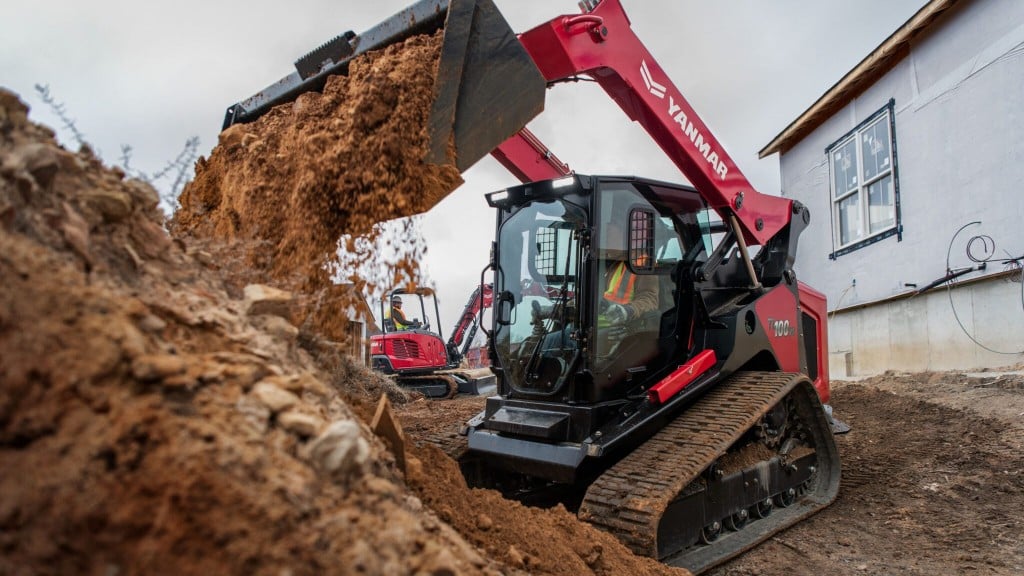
<box><xmin>797</xmin><ymin>281</ymin><xmax>829</xmax><ymax>403</ymax></box>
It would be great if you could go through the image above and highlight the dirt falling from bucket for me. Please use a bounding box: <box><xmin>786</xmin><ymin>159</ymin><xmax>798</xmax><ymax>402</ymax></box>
<box><xmin>172</xmin><ymin>32</ymin><xmax>462</xmax><ymax>298</ymax></box>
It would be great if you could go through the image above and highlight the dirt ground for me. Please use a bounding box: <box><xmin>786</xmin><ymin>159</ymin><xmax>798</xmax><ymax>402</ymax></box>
<box><xmin>398</xmin><ymin>370</ymin><xmax>1024</xmax><ymax>576</ymax></box>
<box><xmin>708</xmin><ymin>372</ymin><xmax>1024</xmax><ymax>576</ymax></box>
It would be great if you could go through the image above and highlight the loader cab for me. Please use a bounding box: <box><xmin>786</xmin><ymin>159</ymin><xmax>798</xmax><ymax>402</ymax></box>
<box><xmin>485</xmin><ymin>175</ymin><xmax>713</xmax><ymax>406</ymax></box>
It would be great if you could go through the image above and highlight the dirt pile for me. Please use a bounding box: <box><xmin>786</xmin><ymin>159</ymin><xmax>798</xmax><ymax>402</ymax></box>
<box><xmin>0</xmin><ymin>87</ymin><xmax>490</xmax><ymax>575</ymax></box>
<box><xmin>172</xmin><ymin>32</ymin><xmax>461</xmax><ymax>296</ymax></box>
<box><xmin>0</xmin><ymin>37</ymin><xmax>689</xmax><ymax>575</ymax></box>
<box><xmin>398</xmin><ymin>399</ymin><xmax>685</xmax><ymax>576</ymax></box>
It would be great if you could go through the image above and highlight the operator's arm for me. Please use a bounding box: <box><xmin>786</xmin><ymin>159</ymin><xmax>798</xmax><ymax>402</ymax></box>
<box><xmin>627</xmin><ymin>274</ymin><xmax>660</xmax><ymax>320</ymax></box>
<box><xmin>392</xmin><ymin>307</ymin><xmax>408</xmax><ymax>325</ymax></box>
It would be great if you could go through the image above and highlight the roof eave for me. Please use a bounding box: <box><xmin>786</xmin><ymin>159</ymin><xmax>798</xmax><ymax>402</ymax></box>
<box><xmin>759</xmin><ymin>0</ymin><xmax>961</xmax><ymax>159</ymax></box>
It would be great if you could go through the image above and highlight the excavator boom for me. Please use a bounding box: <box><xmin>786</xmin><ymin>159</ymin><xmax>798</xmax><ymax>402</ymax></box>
<box><xmin>446</xmin><ymin>284</ymin><xmax>494</xmax><ymax>364</ymax></box>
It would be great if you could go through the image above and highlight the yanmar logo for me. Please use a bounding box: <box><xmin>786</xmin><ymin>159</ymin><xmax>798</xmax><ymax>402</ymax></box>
<box><xmin>640</xmin><ymin>60</ymin><xmax>729</xmax><ymax>181</ymax></box>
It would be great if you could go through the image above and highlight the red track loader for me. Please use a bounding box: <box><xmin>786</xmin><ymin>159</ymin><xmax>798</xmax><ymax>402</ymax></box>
<box><xmin>223</xmin><ymin>1</ymin><xmax>844</xmax><ymax>571</ymax></box>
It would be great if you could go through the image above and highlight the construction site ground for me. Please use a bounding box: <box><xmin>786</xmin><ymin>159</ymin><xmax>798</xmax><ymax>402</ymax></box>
<box><xmin>399</xmin><ymin>369</ymin><xmax>1024</xmax><ymax>576</ymax></box>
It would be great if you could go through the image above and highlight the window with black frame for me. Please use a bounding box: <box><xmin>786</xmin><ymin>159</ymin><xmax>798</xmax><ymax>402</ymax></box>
<box><xmin>827</xmin><ymin>100</ymin><xmax>901</xmax><ymax>258</ymax></box>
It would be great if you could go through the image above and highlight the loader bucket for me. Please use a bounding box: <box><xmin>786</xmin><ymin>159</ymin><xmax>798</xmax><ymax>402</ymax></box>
<box><xmin>222</xmin><ymin>0</ymin><xmax>546</xmax><ymax>172</ymax></box>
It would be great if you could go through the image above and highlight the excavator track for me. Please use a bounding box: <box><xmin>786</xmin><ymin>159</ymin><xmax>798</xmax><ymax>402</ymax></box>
<box><xmin>396</xmin><ymin>369</ymin><xmax>496</xmax><ymax>399</ymax></box>
<box><xmin>395</xmin><ymin>374</ymin><xmax>459</xmax><ymax>399</ymax></box>
<box><xmin>579</xmin><ymin>371</ymin><xmax>840</xmax><ymax>574</ymax></box>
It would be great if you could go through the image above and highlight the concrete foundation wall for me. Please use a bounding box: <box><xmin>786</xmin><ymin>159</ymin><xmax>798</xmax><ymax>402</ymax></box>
<box><xmin>828</xmin><ymin>276</ymin><xmax>1024</xmax><ymax>377</ymax></box>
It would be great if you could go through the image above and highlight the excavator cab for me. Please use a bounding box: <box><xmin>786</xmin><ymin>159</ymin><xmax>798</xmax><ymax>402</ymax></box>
<box><xmin>381</xmin><ymin>289</ymin><xmax>437</xmax><ymax>335</ymax></box>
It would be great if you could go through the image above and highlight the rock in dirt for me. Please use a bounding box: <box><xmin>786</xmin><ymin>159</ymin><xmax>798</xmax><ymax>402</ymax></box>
<box><xmin>81</xmin><ymin>188</ymin><xmax>133</xmax><ymax>222</ymax></box>
<box><xmin>243</xmin><ymin>283</ymin><xmax>297</xmax><ymax>319</ymax></box>
<box><xmin>309</xmin><ymin>419</ymin><xmax>370</xmax><ymax>478</ymax></box>
<box><xmin>278</xmin><ymin>409</ymin><xmax>324</xmax><ymax>437</ymax></box>
<box><xmin>131</xmin><ymin>353</ymin><xmax>187</xmax><ymax>382</ymax></box>
<box><xmin>251</xmin><ymin>380</ymin><xmax>300</xmax><ymax>413</ymax></box>
<box><xmin>3</xmin><ymin>142</ymin><xmax>58</xmax><ymax>189</ymax></box>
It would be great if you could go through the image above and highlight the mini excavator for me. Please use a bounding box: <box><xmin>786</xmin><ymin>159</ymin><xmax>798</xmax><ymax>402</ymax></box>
<box><xmin>370</xmin><ymin>285</ymin><xmax>496</xmax><ymax>398</ymax></box>
<box><xmin>222</xmin><ymin>1</ymin><xmax>843</xmax><ymax>572</ymax></box>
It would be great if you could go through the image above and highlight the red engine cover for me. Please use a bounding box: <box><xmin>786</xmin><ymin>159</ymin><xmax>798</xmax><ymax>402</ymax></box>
<box><xmin>370</xmin><ymin>332</ymin><xmax>447</xmax><ymax>372</ymax></box>
<box><xmin>754</xmin><ymin>284</ymin><xmax>830</xmax><ymax>404</ymax></box>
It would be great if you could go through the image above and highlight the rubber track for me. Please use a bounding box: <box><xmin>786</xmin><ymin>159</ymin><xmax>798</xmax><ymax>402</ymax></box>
<box><xmin>397</xmin><ymin>374</ymin><xmax>459</xmax><ymax>399</ymax></box>
<box><xmin>579</xmin><ymin>371</ymin><xmax>803</xmax><ymax>558</ymax></box>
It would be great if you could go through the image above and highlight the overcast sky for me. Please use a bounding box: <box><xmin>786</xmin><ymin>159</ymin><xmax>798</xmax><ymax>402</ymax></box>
<box><xmin>2</xmin><ymin>0</ymin><xmax>929</xmax><ymax>332</ymax></box>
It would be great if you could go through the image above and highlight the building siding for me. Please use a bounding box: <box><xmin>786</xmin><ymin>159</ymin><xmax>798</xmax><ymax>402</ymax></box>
<box><xmin>780</xmin><ymin>0</ymin><xmax>1024</xmax><ymax>374</ymax></box>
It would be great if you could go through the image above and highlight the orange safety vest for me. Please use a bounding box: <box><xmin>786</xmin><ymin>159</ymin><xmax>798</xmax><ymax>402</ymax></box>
<box><xmin>603</xmin><ymin>261</ymin><xmax>636</xmax><ymax>304</ymax></box>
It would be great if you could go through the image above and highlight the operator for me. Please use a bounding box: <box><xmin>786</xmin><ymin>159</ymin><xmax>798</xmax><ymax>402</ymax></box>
<box><xmin>601</xmin><ymin>220</ymin><xmax>659</xmax><ymax>328</ymax></box>
<box><xmin>387</xmin><ymin>296</ymin><xmax>421</xmax><ymax>330</ymax></box>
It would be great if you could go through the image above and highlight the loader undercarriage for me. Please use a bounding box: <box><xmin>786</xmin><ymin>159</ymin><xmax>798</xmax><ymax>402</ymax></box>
<box><xmin>441</xmin><ymin>372</ymin><xmax>840</xmax><ymax>574</ymax></box>
<box><xmin>581</xmin><ymin>371</ymin><xmax>840</xmax><ymax>573</ymax></box>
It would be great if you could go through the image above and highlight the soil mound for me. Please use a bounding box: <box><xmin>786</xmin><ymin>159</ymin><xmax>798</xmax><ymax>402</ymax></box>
<box><xmin>0</xmin><ymin>87</ymin><xmax>484</xmax><ymax>575</ymax></box>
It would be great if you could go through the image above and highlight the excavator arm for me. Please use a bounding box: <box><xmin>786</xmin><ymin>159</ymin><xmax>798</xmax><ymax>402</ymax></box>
<box><xmin>445</xmin><ymin>283</ymin><xmax>494</xmax><ymax>365</ymax></box>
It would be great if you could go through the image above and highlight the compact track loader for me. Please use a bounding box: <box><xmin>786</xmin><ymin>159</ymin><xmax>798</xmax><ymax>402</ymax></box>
<box><xmin>223</xmin><ymin>1</ymin><xmax>843</xmax><ymax>571</ymax></box>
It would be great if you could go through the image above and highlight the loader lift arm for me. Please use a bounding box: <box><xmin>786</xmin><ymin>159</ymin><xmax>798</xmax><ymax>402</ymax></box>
<box><xmin>482</xmin><ymin>0</ymin><xmax>795</xmax><ymax>248</ymax></box>
<box><xmin>492</xmin><ymin>127</ymin><xmax>571</xmax><ymax>183</ymax></box>
<box><xmin>513</xmin><ymin>0</ymin><xmax>793</xmax><ymax>248</ymax></box>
